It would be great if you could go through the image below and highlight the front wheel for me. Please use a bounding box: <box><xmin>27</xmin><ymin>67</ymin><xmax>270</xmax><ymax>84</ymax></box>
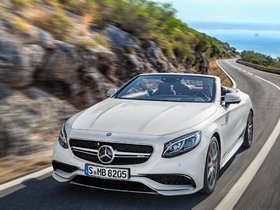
<box><xmin>242</xmin><ymin>111</ymin><xmax>253</xmax><ymax>148</ymax></box>
<box><xmin>201</xmin><ymin>137</ymin><xmax>220</xmax><ymax>194</ymax></box>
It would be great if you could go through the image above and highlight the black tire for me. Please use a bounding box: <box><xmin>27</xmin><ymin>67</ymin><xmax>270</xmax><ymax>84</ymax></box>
<box><xmin>201</xmin><ymin>136</ymin><xmax>220</xmax><ymax>194</ymax></box>
<box><xmin>242</xmin><ymin>111</ymin><xmax>253</xmax><ymax>148</ymax></box>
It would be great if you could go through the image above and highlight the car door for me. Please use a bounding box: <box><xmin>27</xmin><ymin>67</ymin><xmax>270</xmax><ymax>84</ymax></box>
<box><xmin>220</xmin><ymin>100</ymin><xmax>248</xmax><ymax>158</ymax></box>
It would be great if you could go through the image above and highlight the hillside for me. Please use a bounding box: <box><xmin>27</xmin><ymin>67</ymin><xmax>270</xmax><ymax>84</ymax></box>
<box><xmin>0</xmin><ymin>0</ymin><xmax>236</xmax><ymax>183</ymax></box>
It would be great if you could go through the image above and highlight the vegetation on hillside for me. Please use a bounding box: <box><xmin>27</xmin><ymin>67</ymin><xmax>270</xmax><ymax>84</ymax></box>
<box><xmin>9</xmin><ymin>0</ymin><xmax>237</xmax><ymax>64</ymax></box>
<box><xmin>240</xmin><ymin>50</ymin><xmax>280</xmax><ymax>69</ymax></box>
<box><xmin>86</xmin><ymin>0</ymin><xmax>237</xmax><ymax>61</ymax></box>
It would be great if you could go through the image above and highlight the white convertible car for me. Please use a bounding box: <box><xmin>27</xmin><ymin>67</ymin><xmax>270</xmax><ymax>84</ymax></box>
<box><xmin>52</xmin><ymin>73</ymin><xmax>253</xmax><ymax>195</ymax></box>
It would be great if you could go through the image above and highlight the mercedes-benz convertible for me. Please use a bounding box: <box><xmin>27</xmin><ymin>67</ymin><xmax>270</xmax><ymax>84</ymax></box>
<box><xmin>52</xmin><ymin>73</ymin><xmax>253</xmax><ymax>195</ymax></box>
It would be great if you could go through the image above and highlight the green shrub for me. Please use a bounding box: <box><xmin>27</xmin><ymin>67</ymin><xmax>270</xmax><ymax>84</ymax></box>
<box><xmin>76</xmin><ymin>34</ymin><xmax>110</xmax><ymax>49</ymax></box>
<box><xmin>11</xmin><ymin>16</ymin><xmax>33</xmax><ymax>33</ymax></box>
<box><xmin>173</xmin><ymin>41</ymin><xmax>195</xmax><ymax>63</ymax></box>
<box><xmin>32</xmin><ymin>9</ymin><xmax>73</xmax><ymax>41</ymax></box>
<box><xmin>11</xmin><ymin>0</ymin><xmax>36</xmax><ymax>7</ymax></box>
<box><xmin>241</xmin><ymin>50</ymin><xmax>280</xmax><ymax>68</ymax></box>
<box><xmin>195</xmin><ymin>37</ymin><xmax>210</xmax><ymax>53</ymax></box>
<box><xmin>94</xmin><ymin>34</ymin><xmax>110</xmax><ymax>49</ymax></box>
<box><xmin>76</xmin><ymin>37</ymin><xmax>98</xmax><ymax>48</ymax></box>
<box><xmin>59</xmin><ymin>0</ymin><xmax>96</xmax><ymax>15</ymax></box>
<box><xmin>159</xmin><ymin>39</ymin><xmax>174</xmax><ymax>59</ymax></box>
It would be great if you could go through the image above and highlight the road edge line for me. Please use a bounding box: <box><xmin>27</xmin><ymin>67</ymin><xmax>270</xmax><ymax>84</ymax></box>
<box><xmin>0</xmin><ymin>167</ymin><xmax>53</xmax><ymax>192</ymax></box>
<box><xmin>216</xmin><ymin>59</ymin><xmax>237</xmax><ymax>88</ymax></box>
<box><xmin>215</xmin><ymin>59</ymin><xmax>280</xmax><ymax>210</ymax></box>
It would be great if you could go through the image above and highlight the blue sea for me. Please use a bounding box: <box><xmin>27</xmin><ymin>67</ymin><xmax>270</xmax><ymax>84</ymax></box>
<box><xmin>189</xmin><ymin>22</ymin><xmax>280</xmax><ymax>58</ymax></box>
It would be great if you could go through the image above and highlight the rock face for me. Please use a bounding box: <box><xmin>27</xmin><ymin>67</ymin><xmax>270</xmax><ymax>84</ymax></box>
<box><xmin>37</xmin><ymin>41</ymin><xmax>82</xmax><ymax>96</ymax></box>
<box><xmin>95</xmin><ymin>26</ymin><xmax>179</xmax><ymax>86</ymax></box>
<box><xmin>144</xmin><ymin>40</ymin><xmax>176</xmax><ymax>72</ymax></box>
<box><xmin>0</xmin><ymin>18</ymin><xmax>183</xmax><ymax>106</ymax></box>
<box><xmin>0</xmin><ymin>32</ymin><xmax>44</xmax><ymax>87</ymax></box>
<box><xmin>104</xmin><ymin>25</ymin><xmax>140</xmax><ymax>50</ymax></box>
<box><xmin>0</xmin><ymin>82</ymin><xmax>13</xmax><ymax>100</ymax></box>
<box><xmin>35</xmin><ymin>28</ymin><xmax>56</xmax><ymax>49</ymax></box>
<box><xmin>0</xmin><ymin>18</ymin><xmax>194</xmax><ymax>157</ymax></box>
<box><xmin>196</xmin><ymin>52</ymin><xmax>210</xmax><ymax>74</ymax></box>
<box><xmin>0</xmin><ymin>84</ymin><xmax>76</xmax><ymax>157</ymax></box>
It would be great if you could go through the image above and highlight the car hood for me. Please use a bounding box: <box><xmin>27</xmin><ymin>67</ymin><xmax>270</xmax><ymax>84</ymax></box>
<box><xmin>71</xmin><ymin>99</ymin><xmax>217</xmax><ymax>136</ymax></box>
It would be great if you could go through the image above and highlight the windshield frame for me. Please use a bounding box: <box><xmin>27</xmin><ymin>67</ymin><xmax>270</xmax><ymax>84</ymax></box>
<box><xmin>113</xmin><ymin>74</ymin><xmax>217</xmax><ymax>103</ymax></box>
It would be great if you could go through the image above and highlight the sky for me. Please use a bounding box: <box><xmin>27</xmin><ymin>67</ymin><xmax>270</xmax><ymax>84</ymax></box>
<box><xmin>156</xmin><ymin>0</ymin><xmax>280</xmax><ymax>24</ymax></box>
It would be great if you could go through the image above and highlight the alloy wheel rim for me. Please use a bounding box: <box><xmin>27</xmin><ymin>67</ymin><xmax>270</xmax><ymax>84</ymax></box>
<box><xmin>207</xmin><ymin>141</ymin><xmax>219</xmax><ymax>189</ymax></box>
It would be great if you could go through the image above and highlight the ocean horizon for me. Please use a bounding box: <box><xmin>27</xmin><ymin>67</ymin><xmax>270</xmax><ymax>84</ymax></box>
<box><xmin>189</xmin><ymin>22</ymin><xmax>280</xmax><ymax>58</ymax></box>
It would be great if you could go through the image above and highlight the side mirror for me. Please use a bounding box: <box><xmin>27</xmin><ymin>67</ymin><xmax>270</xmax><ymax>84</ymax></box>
<box><xmin>224</xmin><ymin>93</ymin><xmax>241</xmax><ymax>107</ymax></box>
<box><xmin>107</xmin><ymin>88</ymin><xmax>118</xmax><ymax>97</ymax></box>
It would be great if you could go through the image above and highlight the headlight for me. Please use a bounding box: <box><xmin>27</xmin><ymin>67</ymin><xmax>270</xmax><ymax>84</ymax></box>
<box><xmin>162</xmin><ymin>131</ymin><xmax>201</xmax><ymax>158</ymax></box>
<box><xmin>58</xmin><ymin>123</ymin><xmax>68</xmax><ymax>149</ymax></box>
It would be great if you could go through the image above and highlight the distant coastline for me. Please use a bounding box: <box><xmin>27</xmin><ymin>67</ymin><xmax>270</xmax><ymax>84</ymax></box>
<box><xmin>189</xmin><ymin>21</ymin><xmax>280</xmax><ymax>30</ymax></box>
<box><xmin>189</xmin><ymin>21</ymin><xmax>280</xmax><ymax>57</ymax></box>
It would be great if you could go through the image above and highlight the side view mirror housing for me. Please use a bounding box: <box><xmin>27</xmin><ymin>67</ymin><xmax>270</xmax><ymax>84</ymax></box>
<box><xmin>224</xmin><ymin>93</ymin><xmax>241</xmax><ymax>107</ymax></box>
<box><xmin>107</xmin><ymin>88</ymin><xmax>118</xmax><ymax>97</ymax></box>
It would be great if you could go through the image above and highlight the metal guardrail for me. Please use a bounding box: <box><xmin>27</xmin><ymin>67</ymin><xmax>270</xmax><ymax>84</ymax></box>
<box><xmin>236</xmin><ymin>59</ymin><xmax>280</xmax><ymax>75</ymax></box>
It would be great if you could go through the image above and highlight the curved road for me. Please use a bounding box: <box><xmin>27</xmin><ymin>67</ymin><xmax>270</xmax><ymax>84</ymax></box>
<box><xmin>0</xmin><ymin>59</ymin><xmax>280</xmax><ymax>210</ymax></box>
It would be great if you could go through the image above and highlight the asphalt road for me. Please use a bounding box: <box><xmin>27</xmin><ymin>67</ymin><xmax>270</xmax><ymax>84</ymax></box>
<box><xmin>0</xmin><ymin>59</ymin><xmax>279</xmax><ymax>210</ymax></box>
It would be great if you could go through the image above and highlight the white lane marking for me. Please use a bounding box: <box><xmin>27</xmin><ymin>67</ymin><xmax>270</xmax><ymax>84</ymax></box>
<box><xmin>216</xmin><ymin>60</ymin><xmax>237</xmax><ymax>88</ymax></box>
<box><xmin>0</xmin><ymin>167</ymin><xmax>52</xmax><ymax>192</ymax></box>
<box><xmin>247</xmin><ymin>72</ymin><xmax>254</xmax><ymax>76</ymax></box>
<box><xmin>255</xmin><ymin>75</ymin><xmax>280</xmax><ymax>90</ymax></box>
<box><xmin>215</xmin><ymin>60</ymin><xmax>280</xmax><ymax>210</ymax></box>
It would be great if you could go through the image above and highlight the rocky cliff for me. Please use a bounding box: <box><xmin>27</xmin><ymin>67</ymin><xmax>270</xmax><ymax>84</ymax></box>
<box><xmin>0</xmin><ymin>20</ymin><xmax>182</xmax><ymax>156</ymax></box>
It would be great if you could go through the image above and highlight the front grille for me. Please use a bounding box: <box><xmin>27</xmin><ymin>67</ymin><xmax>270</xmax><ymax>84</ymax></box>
<box><xmin>70</xmin><ymin>139</ymin><xmax>153</xmax><ymax>153</ymax></box>
<box><xmin>71</xmin><ymin>176</ymin><xmax>155</xmax><ymax>193</ymax></box>
<box><xmin>69</xmin><ymin>139</ymin><xmax>153</xmax><ymax>165</ymax></box>
<box><xmin>52</xmin><ymin>161</ymin><xmax>79</xmax><ymax>173</ymax></box>
<box><xmin>147</xmin><ymin>174</ymin><xmax>196</xmax><ymax>187</ymax></box>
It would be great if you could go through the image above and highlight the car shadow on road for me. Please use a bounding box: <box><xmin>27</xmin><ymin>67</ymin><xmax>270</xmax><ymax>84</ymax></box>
<box><xmin>218</xmin><ymin>146</ymin><xmax>247</xmax><ymax>178</ymax></box>
<box><xmin>0</xmin><ymin>176</ymin><xmax>209</xmax><ymax>210</ymax></box>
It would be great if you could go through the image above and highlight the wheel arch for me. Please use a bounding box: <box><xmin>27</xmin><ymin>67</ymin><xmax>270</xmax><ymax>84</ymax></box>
<box><xmin>250</xmin><ymin>108</ymin><xmax>254</xmax><ymax>116</ymax></box>
<box><xmin>212</xmin><ymin>132</ymin><xmax>221</xmax><ymax>150</ymax></box>
<box><xmin>212</xmin><ymin>132</ymin><xmax>222</xmax><ymax>167</ymax></box>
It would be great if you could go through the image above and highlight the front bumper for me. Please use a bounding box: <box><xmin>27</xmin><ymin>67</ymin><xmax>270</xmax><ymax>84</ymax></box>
<box><xmin>52</xmin><ymin>131</ymin><xmax>209</xmax><ymax>196</ymax></box>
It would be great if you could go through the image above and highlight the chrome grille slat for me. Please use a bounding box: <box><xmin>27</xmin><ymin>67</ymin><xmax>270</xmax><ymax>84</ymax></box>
<box><xmin>72</xmin><ymin>149</ymin><xmax>97</xmax><ymax>156</ymax></box>
<box><xmin>72</xmin><ymin>146</ymin><xmax>98</xmax><ymax>154</ymax></box>
<box><xmin>115</xmin><ymin>155</ymin><xmax>150</xmax><ymax>158</ymax></box>
<box><xmin>114</xmin><ymin>150</ymin><xmax>151</xmax><ymax>157</ymax></box>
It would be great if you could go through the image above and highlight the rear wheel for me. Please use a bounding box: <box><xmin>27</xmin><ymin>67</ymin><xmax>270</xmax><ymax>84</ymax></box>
<box><xmin>201</xmin><ymin>137</ymin><xmax>220</xmax><ymax>194</ymax></box>
<box><xmin>242</xmin><ymin>111</ymin><xmax>253</xmax><ymax>148</ymax></box>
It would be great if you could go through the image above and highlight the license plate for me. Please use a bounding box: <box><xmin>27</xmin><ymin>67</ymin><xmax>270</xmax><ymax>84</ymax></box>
<box><xmin>84</xmin><ymin>164</ymin><xmax>129</xmax><ymax>180</ymax></box>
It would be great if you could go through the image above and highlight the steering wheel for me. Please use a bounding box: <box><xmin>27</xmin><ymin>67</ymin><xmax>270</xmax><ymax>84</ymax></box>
<box><xmin>146</xmin><ymin>88</ymin><xmax>154</xmax><ymax>97</ymax></box>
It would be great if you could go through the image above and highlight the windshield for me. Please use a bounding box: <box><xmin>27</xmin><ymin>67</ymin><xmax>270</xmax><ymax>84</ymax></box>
<box><xmin>115</xmin><ymin>75</ymin><xmax>216</xmax><ymax>102</ymax></box>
